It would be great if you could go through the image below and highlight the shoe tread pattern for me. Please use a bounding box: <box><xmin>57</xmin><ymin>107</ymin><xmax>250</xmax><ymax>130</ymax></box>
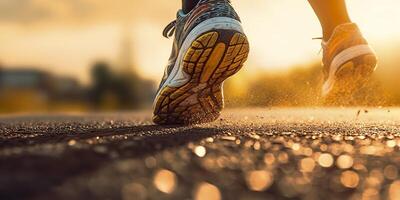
<box><xmin>153</xmin><ymin>31</ymin><xmax>249</xmax><ymax>125</ymax></box>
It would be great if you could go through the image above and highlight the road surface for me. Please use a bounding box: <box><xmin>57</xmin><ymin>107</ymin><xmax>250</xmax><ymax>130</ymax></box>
<box><xmin>0</xmin><ymin>108</ymin><xmax>399</xmax><ymax>200</ymax></box>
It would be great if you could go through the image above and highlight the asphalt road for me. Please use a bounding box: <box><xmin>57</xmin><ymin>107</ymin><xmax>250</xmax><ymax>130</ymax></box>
<box><xmin>0</xmin><ymin>108</ymin><xmax>399</xmax><ymax>200</ymax></box>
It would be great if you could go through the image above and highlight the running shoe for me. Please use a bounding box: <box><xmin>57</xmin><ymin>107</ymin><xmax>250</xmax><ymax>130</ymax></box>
<box><xmin>153</xmin><ymin>0</ymin><xmax>249</xmax><ymax>125</ymax></box>
<box><xmin>321</xmin><ymin>23</ymin><xmax>377</xmax><ymax>104</ymax></box>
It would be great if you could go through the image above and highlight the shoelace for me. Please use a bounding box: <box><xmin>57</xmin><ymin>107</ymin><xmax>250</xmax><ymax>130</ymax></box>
<box><xmin>163</xmin><ymin>0</ymin><xmax>233</xmax><ymax>39</ymax></box>
<box><xmin>163</xmin><ymin>20</ymin><xmax>177</xmax><ymax>39</ymax></box>
<box><xmin>312</xmin><ymin>37</ymin><xmax>324</xmax><ymax>54</ymax></box>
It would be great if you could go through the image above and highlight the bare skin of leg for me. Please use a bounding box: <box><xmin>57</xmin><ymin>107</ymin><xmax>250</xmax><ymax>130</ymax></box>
<box><xmin>308</xmin><ymin>0</ymin><xmax>352</xmax><ymax>41</ymax></box>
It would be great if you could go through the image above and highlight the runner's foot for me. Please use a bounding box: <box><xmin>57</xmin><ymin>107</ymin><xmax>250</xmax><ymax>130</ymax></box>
<box><xmin>321</xmin><ymin>23</ymin><xmax>377</xmax><ymax>104</ymax></box>
<box><xmin>153</xmin><ymin>0</ymin><xmax>249</xmax><ymax>125</ymax></box>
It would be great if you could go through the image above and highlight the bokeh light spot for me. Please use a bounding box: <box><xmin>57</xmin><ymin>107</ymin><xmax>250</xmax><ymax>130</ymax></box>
<box><xmin>246</xmin><ymin>170</ymin><xmax>274</xmax><ymax>191</ymax></box>
<box><xmin>299</xmin><ymin>157</ymin><xmax>315</xmax><ymax>172</ymax></box>
<box><xmin>384</xmin><ymin>165</ymin><xmax>398</xmax><ymax>180</ymax></box>
<box><xmin>340</xmin><ymin>170</ymin><xmax>359</xmax><ymax>188</ymax></box>
<box><xmin>278</xmin><ymin>152</ymin><xmax>289</xmax><ymax>164</ymax></box>
<box><xmin>318</xmin><ymin>153</ymin><xmax>334</xmax><ymax>168</ymax></box>
<box><xmin>264</xmin><ymin>153</ymin><xmax>276</xmax><ymax>165</ymax></box>
<box><xmin>153</xmin><ymin>169</ymin><xmax>177</xmax><ymax>194</ymax></box>
<box><xmin>194</xmin><ymin>146</ymin><xmax>207</xmax><ymax>157</ymax></box>
<box><xmin>292</xmin><ymin>143</ymin><xmax>301</xmax><ymax>151</ymax></box>
<box><xmin>389</xmin><ymin>180</ymin><xmax>400</xmax><ymax>200</ymax></box>
<box><xmin>386</xmin><ymin>140</ymin><xmax>397</xmax><ymax>148</ymax></box>
<box><xmin>194</xmin><ymin>182</ymin><xmax>221</xmax><ymax>200</ymax></box>
<box><xmin>68</xmin><ymin>139</ymin><xmax>76</xmax><ymax>146</ymax></box>
<box><xmin>336</xmin><ymin>154</ymin><xmax>354</xmax><ymax>169</ymax></box>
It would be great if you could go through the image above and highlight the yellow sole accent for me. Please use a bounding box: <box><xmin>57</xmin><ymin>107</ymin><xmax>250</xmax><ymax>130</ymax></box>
<box><xmin>153</xmin><ymin>31</ymin><xmax>249</xmax><ymax>125</ymax></box>
<box><xmin>200</xmin><ymin>43</ymin><xmax>226</xmax><ymax>83</ymax></box>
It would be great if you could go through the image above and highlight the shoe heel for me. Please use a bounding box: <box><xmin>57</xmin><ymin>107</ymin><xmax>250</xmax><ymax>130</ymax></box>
<box><xmin>153</xmin><ymin>29</ymin><xmax>249</xmax><ymax>125</ymax></box>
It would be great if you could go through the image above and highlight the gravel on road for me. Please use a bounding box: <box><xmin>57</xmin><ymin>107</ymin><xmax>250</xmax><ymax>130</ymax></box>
<box><xmin>0</xmin><ymin>108</ymin><xmax>399</xmax><ymax>200</ymax></box>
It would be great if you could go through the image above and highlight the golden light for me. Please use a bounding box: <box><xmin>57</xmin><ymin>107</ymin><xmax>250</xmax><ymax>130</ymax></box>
<box><xmin>264</xmin><ymin>153</ymin><xmax>276</xmax><ymax>165</ymax></box>
<box><xmin>253</xmin><ymin>141</ymin><xmax>261</xmax><ymax>150</ymax></box>
<box><xmin>292</xmin><ymin>143</ymin><xmax>301</xmax><ymax>151</ymax></box>
<box><xmin>1</xmin><ymin>1</ymin><xmax>400</xmax><ymax>83</ymax></box>
<box><xmin>340</xmin><ymin>170</ymin><xmax>360</xmax><ymax>188</ymax></box>
<box><xmin>303</xmin><ymin>147</ymin><xmax>313</xmax><ymax>157</ymax></box>
<box><xmin>194</xmin><ymin>182</ymin><xmax>221</xmax><ymax>200</ymax></box>
<box><xmin>386</xmin><ymin>140</ymin><xmax>397</xmax><ymax>148</ymax></box>
<box><xmin>336</xmin><ymin>154</ymin><xmax>354</xmax><ymax>169</ymax></box>
<box><xmin>67</xmin><ymin>139</ymin><xmax>76</xmax><ymax>146</ymax></box>
<box><xmin>299</xmin><ymin>157</ymin><xmax>316</xmax><ymax>173</ymax></box>
<box><xmin>277</xmin><ymin>152</ymin><xmax>289</xmax><ymax>164</ymax></box>
<box><xmin>194</xmin><ymin>146</ymin><xmax>207</xmax><ymax>158</ymax></box>
<box><xmin>320</xmin><ymin>144</ymin><xmax>328</xmax><ymax>152</ymax></box>
<box><xmin>318</xmin><ymin>153</ymin><xmax>334</xmax><ymax>168</ymax></box>
<box><xmin>362</xmin><ymin>188</ymin><xmax>379</xmax><ymax>200</ymax></box>
<box><xmin>153</xmin><ymin>169</ymin><xmax>177</xmax><ymax>194</ymax></box>
<box><xmin>246</xmin><ymin>170</ymin><xmax>274</xmax><ymax>191</ymax></box>
<box><xmin>389</xmin><ymin>181</ymin><xmax>400</xmax><ymax>200</ymax></box>
<box><xmin>383</xmin><ymin>165</ymin><xmax>398</xmax><ymax>180</ymax></box>
<box><xmin>364</xmin><ymin>169</ymin><xmax>384</xmax><ymax>189</ymax></box>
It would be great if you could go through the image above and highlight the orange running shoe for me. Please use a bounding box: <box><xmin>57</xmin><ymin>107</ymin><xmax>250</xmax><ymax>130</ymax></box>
<box><xmin>321</xmin><ymin>23</ymin><xmax>377</xmax><ymax>103</ymax></box>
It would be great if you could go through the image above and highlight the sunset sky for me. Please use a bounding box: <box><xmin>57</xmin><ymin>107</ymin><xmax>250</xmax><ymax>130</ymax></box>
<box><xmin>0</xmin><ymin>0</ymin><xmax>399</xmax><ymax>84</ymax></box>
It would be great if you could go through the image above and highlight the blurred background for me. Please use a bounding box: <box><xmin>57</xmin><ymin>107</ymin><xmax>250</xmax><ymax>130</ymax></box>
<box><xmin>0</xmin><ymin>0</ymin><xmax>399</xmax><ymax>113</ymax></box>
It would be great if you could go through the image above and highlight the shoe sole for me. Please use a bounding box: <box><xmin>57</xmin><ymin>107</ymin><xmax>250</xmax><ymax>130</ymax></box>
<box><xmin>323</xmin><ymin>54</ymin><xmax>377</xmax><ymax>105</ymax></box>
<box><xmin>153</xmin><ymin>30</ymin><xmax>249</xmax><ymax>125</ymax></box>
